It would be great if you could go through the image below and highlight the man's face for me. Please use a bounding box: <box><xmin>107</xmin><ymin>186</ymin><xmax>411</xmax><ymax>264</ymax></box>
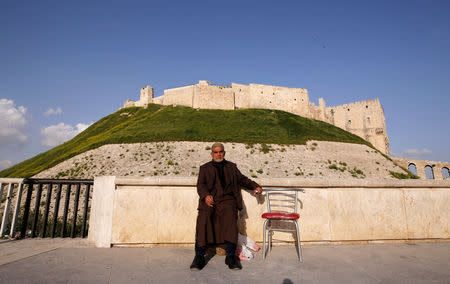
<box><xmin>211</xmin><ymin>146</ymin><xmax>225</xmax><ymax>162</ymax></box>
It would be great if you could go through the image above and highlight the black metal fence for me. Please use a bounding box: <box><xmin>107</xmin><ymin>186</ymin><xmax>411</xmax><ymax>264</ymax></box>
<box><xmin>0</xmin><ymin>178</ymin><xmax>93</xmax><ymax>239</ymax></box>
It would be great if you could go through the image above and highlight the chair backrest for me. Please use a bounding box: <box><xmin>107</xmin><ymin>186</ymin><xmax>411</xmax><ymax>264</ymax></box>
<box><xmin>264</xmin><ymin>188</ymin><xmax>303</xmax><ymax>214</ymax></box>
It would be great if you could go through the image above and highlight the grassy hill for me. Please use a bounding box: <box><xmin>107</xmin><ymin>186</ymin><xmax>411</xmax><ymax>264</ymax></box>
<box><xmin>0</xmin><ymin>104</ymin><xmax>372</xmax><ymax>178</ymax></box>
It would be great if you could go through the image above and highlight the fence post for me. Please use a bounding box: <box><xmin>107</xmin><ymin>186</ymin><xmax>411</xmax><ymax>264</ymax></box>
<box><xmin>0</xmin><ymin>183</ymin><xmax>5</xmax><ymax>206</ymax></box>
<box><xmin>51</xmin><ymin>183</ymin><xmax>63</xmax><ymax>238</ymax></box>
<box><xmin>61</xmin><ymin>184</ymin><xmax>71</xmax><ymax>237</ymax></box>
<box><xmin>41</xmin><ymin>184</ymin><xmax>53</xmax><ymax>237</ymax></box>
<box><xmin>0</xmin><ymin>183</ymin><xmax>14</xmax><ymax>237</ymax></box>
<box><xmin>10</xmin><ymin>182</ymin><xmax>24</xmax><ymax>237</ymax></box>
<box><xmin>70</xmin><ymin>184</ymin><xmax>81</xmax><ymax>238</ymax></box>
<box><xmin>81</xmin><ymin>184</ymin><xmax>91</xmax><ymax>238</ymax></box>
<box><xmin>20</xmin><ymin>181</ymin><xmax>33</xmax><ymax>239</ymax></box>
<box><xmin>31</xmin><ymin>184</ymin><xmax>43</xmax><ymax>238</ymax></box>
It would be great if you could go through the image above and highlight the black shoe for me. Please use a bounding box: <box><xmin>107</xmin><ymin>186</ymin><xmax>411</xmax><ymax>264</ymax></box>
<box><xmin>225</xmin><ymin>255</ymin><xmax>242</xmax><ymax>270</ymax></box>
<box><xmin>190</xmin><ymin>255</ymin><xmax>206</xmax><ymax>271</ymax></box>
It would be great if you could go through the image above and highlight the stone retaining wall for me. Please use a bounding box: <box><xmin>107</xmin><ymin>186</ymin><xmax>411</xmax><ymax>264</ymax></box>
<box><xmin>88</xmin><ymin>177</ymin><xmax>450</xmax><ymax>248</ymax></box>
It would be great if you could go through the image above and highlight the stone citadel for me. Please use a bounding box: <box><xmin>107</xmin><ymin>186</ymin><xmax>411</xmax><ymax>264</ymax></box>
<box><xmin>124</xmin><ymin>80</ymin><xmax>389</xmax><ymax>155</ymax></box>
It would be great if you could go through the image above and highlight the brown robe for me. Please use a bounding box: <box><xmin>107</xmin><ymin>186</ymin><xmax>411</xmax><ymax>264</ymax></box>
<box><xmin>195</xmin><ymin>160</ymin><xmax>260</xmax><ymax>247</ymax></box>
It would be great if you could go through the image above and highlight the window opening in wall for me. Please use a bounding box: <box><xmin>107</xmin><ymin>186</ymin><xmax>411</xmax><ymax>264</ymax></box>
<box><xmin>425</xmin><ymin>165</ymin><xmax>435</xmax><ymax>179</ymax></box>
<box><xmin>347</xmin><ymin>108</ymin><xmax>350</xmax><ymax>111</ymax></box>
<box><xmin>366</xmin><ymin>105</ymin><xmax>368</xmax><ymax>108</ymax></box>
<box><xmin>367</xmin><ymin>117</ymin><xmax>371</xmax><ymax>124</ymax></box>
<box><xmin>408</xmin><ymin>163</ymin><xmax>418</xmax><ymax>176</ymax></box>
<box><xmin>442</xmin><ymin>167</ymin><xmax>450</xmax><ymax>179</ymax></box>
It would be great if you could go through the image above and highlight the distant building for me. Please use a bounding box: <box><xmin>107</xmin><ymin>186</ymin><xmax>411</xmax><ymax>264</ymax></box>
<box><xmin>124</xmin><ymin>80</ymin><xmax>389</xmax><ymax>155</ymax></box>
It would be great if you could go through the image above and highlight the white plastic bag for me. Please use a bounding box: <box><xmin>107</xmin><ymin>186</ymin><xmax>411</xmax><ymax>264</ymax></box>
<box><xmin>238</xmin><ymin>233</ymin><xmax>260</xmax><ymax>252</ymax></box>
<box><xmin>236</xmin><ymin>233</ymin><xmax>261</xmax><ymax>261</ymax></box>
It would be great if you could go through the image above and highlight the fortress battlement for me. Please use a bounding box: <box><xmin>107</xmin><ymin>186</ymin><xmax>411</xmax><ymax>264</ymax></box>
<box><xmin>123</xmin><ymin>80</ymin><xmax>389</xmax><ymax>154</ymax></box>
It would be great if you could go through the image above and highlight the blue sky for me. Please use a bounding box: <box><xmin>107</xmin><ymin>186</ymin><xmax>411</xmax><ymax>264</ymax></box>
<box><xmin>1</xmin><ymin>0</ymin><xmax>449</xmax><ymax>170</ymax></box>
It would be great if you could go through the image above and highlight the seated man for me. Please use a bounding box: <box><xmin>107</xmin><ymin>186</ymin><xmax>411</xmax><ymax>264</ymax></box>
<box><xmin>190</xmin><ymin>142</ymin><xmax>263</xmax><ymax>270</ymax></box>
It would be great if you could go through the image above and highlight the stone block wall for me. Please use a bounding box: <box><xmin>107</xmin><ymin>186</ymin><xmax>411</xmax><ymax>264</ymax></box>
<box><xmin>326</xmin><ymin>99</ymin><xmax>389</xmax><ymax>155</ymax></box>
<box><xmin>195</xmin><ymin>83</ymin><xmax>234</xmax><ymax>110</ymax></box>
<box><xmin>160</xmin><ymin>85</ymin><xmax>195</xmax><ymax>106</ymax></box>
<box><xmin>235</xmin><ymin>84</ymin><xmax>310</xmax><ymax>117</ymax></box>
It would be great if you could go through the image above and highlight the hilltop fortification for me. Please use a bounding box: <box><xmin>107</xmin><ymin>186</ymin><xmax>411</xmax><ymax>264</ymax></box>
<box><xmin>124</xmin><ymin>80</ymin><xmax>389</xmax><ymax>154</ymax></box>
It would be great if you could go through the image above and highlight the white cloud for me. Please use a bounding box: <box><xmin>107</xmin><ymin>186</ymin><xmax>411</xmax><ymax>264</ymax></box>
<box><xmin>0</xmin><ymin>98</ymin><xmax>29</xmax><ymax>147</ymax></box>
<box><xmin>40</xmin><ymin>122</ymin><xmax>92</xmax><ymax>147</ymax></box>
<box><xmin>0</xmin><ymin>160</ymin><xmax>13</xmax><ymax>170</ymax></box>
<box><xmin>44</xmin><ymin>107</ymin><xmax>62</xmax><ymax>116</ymax></box>
<box><xmin>402</xmin><ymin>148</ymin><xmax>433</xmax><ymax>159</ymax></box>
<box><xmin>404</xmin><ymin>148</ymin><xmax>432</xmax><ymax>155</ymax></box>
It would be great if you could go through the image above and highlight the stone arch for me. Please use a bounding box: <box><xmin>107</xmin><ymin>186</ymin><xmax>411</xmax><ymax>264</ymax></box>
<box><xmin>442</xmin><ymin>167</ymin><xmax>450</xmax><ymax>179</ymax></box>
<box><xmin>408</xmin><ymin>163</ymin><xmax>418</xmax><ymax>176</ymax></box>
<box><xmin>425</xmin><ymin>165</ymin><xmax>435</xmax><ymax>179</ymax></box>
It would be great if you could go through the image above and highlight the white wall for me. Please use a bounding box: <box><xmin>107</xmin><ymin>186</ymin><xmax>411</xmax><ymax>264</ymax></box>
<box><xmin>88</xmin><ymin>177</ymin><xmax>450</xmax><ymax>247</ymax></box>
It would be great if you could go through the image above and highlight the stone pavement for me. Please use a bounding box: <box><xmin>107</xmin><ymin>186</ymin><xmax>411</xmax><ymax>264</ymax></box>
<box><xmin>0</xmin><ymin>239</ymin><xmax>449</xmax><ymax>283</ymax></box>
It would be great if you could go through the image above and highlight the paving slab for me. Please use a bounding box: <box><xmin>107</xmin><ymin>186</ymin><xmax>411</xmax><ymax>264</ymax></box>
<box><xmin>0</xmin><ymin>238</ymin><xmax>89</xmax><ymax>266</ymax></box>
<box><xmin>0</xmin><ymin>240</ymin><xmax>449</xmax><ymax>283</ymax></box>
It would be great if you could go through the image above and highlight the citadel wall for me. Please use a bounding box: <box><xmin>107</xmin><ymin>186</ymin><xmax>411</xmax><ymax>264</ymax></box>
<box><xmin>195</xmin><ymin>81</ymin><xmax>234</xmax><ymax>110</ymax></box>
<box><xmin>234</xmin><ymin>83</ymin><xmax>310</xmax><ymax>117</ymax></box>
<box><xmin>158</xmin><ymin>85</ymin><xmax>195</xmax><ymax>106</ymax></box>
<box><xmin>123</xmin><ymin>80</ymin><xmax>390</xmax><ymax>154</ymax></box>
<box><xmin>326</xmin><ymin>99</ymin><xmax>389</xmax><ymax>155</ymax></box>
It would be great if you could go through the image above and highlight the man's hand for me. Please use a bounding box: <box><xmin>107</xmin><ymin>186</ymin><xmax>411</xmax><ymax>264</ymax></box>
<box><xmin>205</xmin><ymin>195</ymin><xmax>214</xmax><ymax>207</ymax></box>
<box><xmin>253</xmin><ymin>187</ymin><xmax>263</xmax><ymax>195</ymax></box>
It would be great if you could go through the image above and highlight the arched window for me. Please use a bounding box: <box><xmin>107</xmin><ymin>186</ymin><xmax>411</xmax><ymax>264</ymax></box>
<box><xmin>442</xmin><ymin>167</ymin><xmax>450</xmax><ymax>179</ymax></box>
<box><xmin>408</xmin><ymin>163</ymin><xmax>417</xmax><ymax>176</ymax></box>
<box><xmin>425</xmin><ymin>165</ymin><xmax>434</xmax><ymax>179</ymax></box>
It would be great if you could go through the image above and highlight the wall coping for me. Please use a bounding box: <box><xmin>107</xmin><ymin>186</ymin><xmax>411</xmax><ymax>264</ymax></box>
<box><xmin>113</xmin><ymin>176</ymin><xmax>450</xmax><ymax>188</ymax></box>
<box><xmin>0</xmin><ymin>178</ymin><xmax>25</xmax><ymax>184</ymax></box>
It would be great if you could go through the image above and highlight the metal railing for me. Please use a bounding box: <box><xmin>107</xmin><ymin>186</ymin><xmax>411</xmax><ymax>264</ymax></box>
<box><xmin>0</xmin><ymin>178</ymin><xmax>93</xmax><ymax>239</ymax></box>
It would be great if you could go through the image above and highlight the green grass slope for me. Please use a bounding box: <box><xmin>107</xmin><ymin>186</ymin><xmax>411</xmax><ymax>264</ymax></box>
<box><xmin>0</xmin><ymin>104</ymin><xmax>371</xmax><ymax>178</ymax></box>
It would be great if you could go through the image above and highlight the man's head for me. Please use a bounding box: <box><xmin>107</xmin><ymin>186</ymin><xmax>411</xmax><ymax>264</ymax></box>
<box><xmin>210</xmin><ymin>142</ymin><xmax>225</xmax><ymax>162</ymax></box>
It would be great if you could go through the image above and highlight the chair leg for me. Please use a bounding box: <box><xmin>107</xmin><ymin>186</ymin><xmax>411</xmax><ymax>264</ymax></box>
<box><xmin>263</xmin><ymin>219</ymin><xmax>268</xmax><ymax>260</ymax></box>
<box><xmin>269</xmin><ymin>230</ymin><xmax>273</xmax><ymax>251</ymax></box>
<box><xmin>294</xmin><ymin>220</ymin><xmax>303</xmax><ymax>262</ymax></box>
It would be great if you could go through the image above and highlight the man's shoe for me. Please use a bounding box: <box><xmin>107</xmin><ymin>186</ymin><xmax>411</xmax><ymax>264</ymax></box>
<box><xmin>190</xmin><ymin>255</ymin><xmax>206</xmax><ymax>271</ymax></box>
<box><xmin>225</xmin><ymin>255</ymin><xmax>242</xmax><ymax>270</ymax></box>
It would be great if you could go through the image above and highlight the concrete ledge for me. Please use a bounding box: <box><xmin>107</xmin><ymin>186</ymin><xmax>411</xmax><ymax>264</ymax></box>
<box><xmin>0</xmin><ymin>178</ymin><xmax>24</xmax><ymax>184</ymax></box>
<box><xmin>89</xmin><ymin>176</ymin><xmax>450</xmax><ymax>247</ymax></box>
<box><xmin>115</xmin><ymin>176</ymin><xmax>450</xmax><ymax>188</ymax></box>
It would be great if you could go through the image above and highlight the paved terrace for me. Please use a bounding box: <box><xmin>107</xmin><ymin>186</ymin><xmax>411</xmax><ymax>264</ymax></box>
<box><xmin>0</xmin><ymin>239</ymin><xmax>449</xmax><ymax>283</ymax></box>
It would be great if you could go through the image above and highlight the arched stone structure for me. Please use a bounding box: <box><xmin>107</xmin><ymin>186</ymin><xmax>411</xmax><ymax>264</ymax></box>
<box><xmin>425</xmin><ymin>165</ymin><xmax>435</xmax><ymax>179</ymax></box>
<box><xmin>393</xmin><ymin>158</ymin><xmax>450</xmax><ymax>180</ymax></box>
<box><xmin>408</xmin><ymin>163</ymin><xmax>418</xmax><ymax>176</ymax></box>
<box><xmin>442</xmin><ymin>167</ymin><xmax>450</xmax><ymax>179</ymax></box>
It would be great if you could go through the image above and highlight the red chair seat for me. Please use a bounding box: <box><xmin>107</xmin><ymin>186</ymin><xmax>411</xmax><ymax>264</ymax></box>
<box><xmin>262</xmin><ymin>212</ymin><xmax>300</xmax><ymax>220</ymax></box>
